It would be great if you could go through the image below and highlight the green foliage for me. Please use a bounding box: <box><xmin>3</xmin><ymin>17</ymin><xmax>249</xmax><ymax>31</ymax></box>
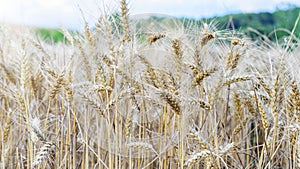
<box><xmin>35</xmin><ymin>6</ymin><xmax>299</xmax><ymax>43</ymax></box>
<box><xmin>272</xmin><ymin>7</ymin><xmax>300</xmax><ymax>40</ymax></box>
<box><xmin>109</xmin><ymin>13</ymin><xmax>122</xmax><ymax>35</ymax></box>
<box><xmin>139</xmin><ymin>6</ymin><xmax>299</xmax><ymax>41</ymax></box>
<box><xmin>209</xmin><ymin>7</ymin><xmax>300</xmax><ymax>40</ymax></box>
<box><xmin>35</xmin><ymin>28</ymin><xmax>66</xmax><ymax>43</ymax></box>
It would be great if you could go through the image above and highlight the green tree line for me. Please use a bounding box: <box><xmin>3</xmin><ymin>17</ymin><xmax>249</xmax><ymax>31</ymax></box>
<box><xmin>212</xmin><ymin>6</ymin><xmax>300</xmax><ymax>40</ymax></box>
<box><xmin>35</xmin><ymin>6</ymin><xmax>299</xmax><ymax>43</ymax></box>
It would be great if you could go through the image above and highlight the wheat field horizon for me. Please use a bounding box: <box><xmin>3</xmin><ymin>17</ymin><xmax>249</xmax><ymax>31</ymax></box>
<box><xmin>0</xmin><ymin>1</ymin><xmax>300</xmax><ymax>169</ymax></box>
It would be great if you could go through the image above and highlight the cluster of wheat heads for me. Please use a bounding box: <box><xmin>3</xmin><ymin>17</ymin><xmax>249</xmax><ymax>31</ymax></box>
<box><xmin>1</xmin><ymin>1</ymin><xmax>300</xmax><ymax>168</ymax></box>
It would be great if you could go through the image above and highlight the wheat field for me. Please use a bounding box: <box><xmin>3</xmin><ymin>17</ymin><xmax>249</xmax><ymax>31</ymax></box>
<box><xmin>0</xmin><ymin>1</ymin><xmax>300</xmax><ymax>169</ymax></box>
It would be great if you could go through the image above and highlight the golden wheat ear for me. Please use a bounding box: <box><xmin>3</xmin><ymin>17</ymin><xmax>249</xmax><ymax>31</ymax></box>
<box><xmin>31</xmin><ymin>142</ymin><xmax>56</xmax><ymax>168</ymax></box>
<box><xmin>121</xmin><ymin>0</ymin><xmax>131</xmax><ymax>42</ymax></box>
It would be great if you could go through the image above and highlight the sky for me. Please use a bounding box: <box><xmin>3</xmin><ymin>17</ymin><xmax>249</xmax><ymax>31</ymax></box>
<box><xmin>0</xmin><ymin>0</ymin><xmax>299</xmax><ymax>30</ymax></box>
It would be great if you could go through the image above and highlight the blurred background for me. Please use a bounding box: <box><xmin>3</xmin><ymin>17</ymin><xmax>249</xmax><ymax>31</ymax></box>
<box><xmin>0</xmin><ymin>0</ymin><xmax>298</xmax><ymax>43</ymax></box>
<box><xmin>0</xmin><ymin>0</ymin><xmax>299</xmax><ymax>29</ymax></box>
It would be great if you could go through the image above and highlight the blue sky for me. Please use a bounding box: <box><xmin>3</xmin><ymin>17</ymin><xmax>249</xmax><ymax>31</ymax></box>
<box><xmin>0</xmin><ymin>0</ymin><xmax>299</xmax><ymax>30</ymax></box>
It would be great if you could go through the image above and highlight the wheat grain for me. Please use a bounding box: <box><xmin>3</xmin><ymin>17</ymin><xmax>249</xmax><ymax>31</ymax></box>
<box><xmin>120</xmin><ymin>0</ymin><xmax>131</xmax><ymax>42</ymax></box>
<box><xmin>31</xmin><ymin>142</ymin><xmax>56</xmax><ymax>168</ymax></box>
<box><xmin>148</xmin><ymin>33</ymin><xmax>165</xmax><ymax>44</ymax></box>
